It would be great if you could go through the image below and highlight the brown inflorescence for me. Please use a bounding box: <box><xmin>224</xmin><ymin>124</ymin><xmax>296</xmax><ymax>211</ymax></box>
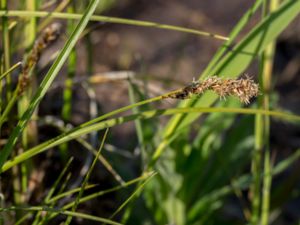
<box><xmin>18</xmin><ymin>23</ymin><xmax>61</xmax><ymax>95</ymax></box>
<box><xmin>167</xmin><ymin>76</ymin><xmax>259</xmax><ymax>104</ymax></box>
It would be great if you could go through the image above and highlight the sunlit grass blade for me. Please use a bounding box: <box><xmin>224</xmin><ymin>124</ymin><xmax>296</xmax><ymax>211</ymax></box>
<box><xmin>1</xmin><ymin>106</ymin><xmax>299</xmax><ymax>173</ymax></box>
<box><xmin>0</xmin><ymin>0</ymin><xmax>100</xmax><ymax>169</ymax></box>
<box><xmin>0</xmin><ymin>62</ymin><xmax>22</xmax><ymax>81</ymax></box>
<box><xmin>0</xmin><ymin>10</ymin><xmax>229</xmax><ymax>41</ymax></box>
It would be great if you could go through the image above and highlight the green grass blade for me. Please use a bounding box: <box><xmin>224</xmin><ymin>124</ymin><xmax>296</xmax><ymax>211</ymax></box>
<box><xmin>0</xmin><ymin>0</ymin><xmax>100</xmax><ymax>169</ymax></box>
<box><xmin>259</xmin><ymin>1</ymin><xmax>279</xmax><ymax>224</ymax></box>
<box><xmin>1</xmin><ymin>107</ymin><xmax>299</xmax><ymax>173</ymax></box>
<box><xmin>0</xmin><ymin>62</ymin><xmax>22</xmax><ymax>80</ymax></box>
<box><xmin>0</xmin><ymin>10</ymin><xmax>229</xmax><ymax>41</ymax></box>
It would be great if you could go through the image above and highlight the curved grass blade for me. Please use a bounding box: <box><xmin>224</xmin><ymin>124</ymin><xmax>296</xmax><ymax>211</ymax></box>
<box><xmin>0</xmin><ymin>62</ymin><xmax>22</xmax><ymax>81</ymax></box>
<box><xmin>1</xmin><ymin>107</ymin><xmax>299</xmax><ymax>173</ymax></box>
<box><xmin>0</xmin><ymin>10</ymin><xmax>228</xmax><ymax>41</ymax></box>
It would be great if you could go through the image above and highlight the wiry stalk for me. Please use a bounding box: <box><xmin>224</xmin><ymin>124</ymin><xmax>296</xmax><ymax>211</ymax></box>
<box><xmin>261</xmin><ymin>1</ymin><xmax>279</xmax><ymax>224</ymax></box>
<box><xmin>1</xmin><ymin>0</ymin><xmax>11</xmax><ymax>100</ymax></box>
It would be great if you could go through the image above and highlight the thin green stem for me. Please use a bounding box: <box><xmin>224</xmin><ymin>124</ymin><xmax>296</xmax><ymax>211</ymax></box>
<box><xmin>260</xmin><ymin>1</ymin><xmax>279</xmax><ymax>224</ymax></box>
<box><xmin>0</xmin><ymin>10</ymin><xmax>229</xmax><ymax>41</ymax></box>
<box><xmin>1</xmin><ymin>0</ymin><xmax>12</xmax><ymax>100</ymax></box>
<box><xmin>18</xmin><ymin>0</ymin><xmax>38</xmax><ymax>206</ymax></box>
<box><xmin>62</xmin><ymin>3</ymin><xmax>77</xmax><ymax>121</ymax></box>
<box><xmin>60</xmin><ymin>2</ymin><xmax>77</xmax><ymax>160</ymax></box>
<box><xmin>251</xmin><ymin>111</ymin><xmax>263</xmax><ymax>224</ymax></box>
<box><xmin>250</xmin><ymin>2</ymin><xmax>268</xmax><ymax>223</ymax></box>
<box><xmin>0</xmin><ymin>62</ymin><xmax>22</xmax><ymax>81</ymax></box>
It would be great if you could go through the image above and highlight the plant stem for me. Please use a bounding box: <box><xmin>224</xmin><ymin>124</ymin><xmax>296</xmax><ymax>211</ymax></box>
<box><xmin>60</xmin><ymin>1</ymin><xmax>77</xmax><ymax>160</ymax></box>
<box><xmin>18</xmin><ymin>0</ymin><xmax>38</xmax><ymax>204</ymax></box>
<box><xmin>250</xmin><ymin>2</ymin><xmax>268</xmax><ymax>223</ymax></box>
<box><xmin>1</xmin><ymin>0</ymin><xmax>11</xmax><ymax>100</ymax></box>
<box><xmin>260</xmin><ymin>1</ymin><xmax>279</xmax><ymax>224</ymax></box>
<box><xmin>62</xmin><ymin>2</ymin><xmax>77</xmax><ymax>121</ymax></box>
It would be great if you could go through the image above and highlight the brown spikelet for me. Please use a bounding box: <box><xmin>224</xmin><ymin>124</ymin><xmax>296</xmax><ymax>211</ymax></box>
<box><xmin>18</xmin><ymin>23</ymin><xmax>61</xmax><ymax>95</ymax></box>
<box><xmin>166</xmin><ymin>75</ymin><xmax>259</xmax><ymax>104</ymax></box>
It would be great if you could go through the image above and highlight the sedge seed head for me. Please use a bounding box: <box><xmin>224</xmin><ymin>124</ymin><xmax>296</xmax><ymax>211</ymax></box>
<box><xmin>167</xmin><ymin>75</ymin><xmax>259</xmax><ymax>104</ymax></box>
